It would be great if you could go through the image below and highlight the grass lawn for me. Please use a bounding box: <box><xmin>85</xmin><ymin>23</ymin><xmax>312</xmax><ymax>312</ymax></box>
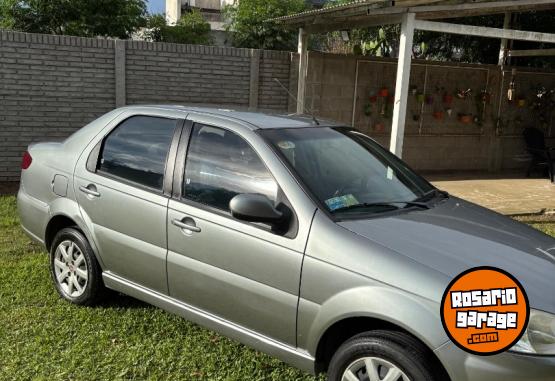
<box><xmin>0</xmin><ymin>196</ymin><xmax>323</xmax><ymax>381</ymax></box>
<box><xmin>1</xmin><ymin>195</ymin><xmax>554</xmax><ymax>380</ymax></box>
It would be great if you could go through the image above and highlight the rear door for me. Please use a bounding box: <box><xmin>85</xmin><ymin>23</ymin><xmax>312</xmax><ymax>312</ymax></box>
<box><xmin>166</xmin><ymin>115</ymin><xmax>317</xmax><ymax>346</ymax></box>
<box><xmin>74</xmin><ymin>114</ymin><xmax>182</xmax><ymax>294</ymax></box>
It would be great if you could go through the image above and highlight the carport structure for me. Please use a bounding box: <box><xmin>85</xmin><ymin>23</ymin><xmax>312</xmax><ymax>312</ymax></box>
<box><xmin>275</xmin><ymin>0</ymin><xmax>555</xmax><ymax>158</ymax></box>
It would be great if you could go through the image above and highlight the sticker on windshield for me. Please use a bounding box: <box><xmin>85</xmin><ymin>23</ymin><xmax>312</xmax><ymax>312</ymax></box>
<box><xmin>277</xmin><ymin>141</ymin><xmax>295</xmax><ymax>150</ymax></box>
<box><xmin>325</xmin><ymin>194</ymin><xmax>359</xmax><ymax>211</ymax></box>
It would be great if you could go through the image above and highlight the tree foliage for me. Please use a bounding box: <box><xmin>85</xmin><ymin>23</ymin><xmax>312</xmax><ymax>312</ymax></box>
<box><xmin>223</xmin><ymin>0</ymin><xmax>307</xmax><ymax>50</ymax></box>
<box><xmin>320</xmin><ymin>0</ymin><xmax>555</xmax><ymax>68</ymax></box>
<box><xmin>0</xmin><ymin>0</ymin><xmax>147</xmax><ymax>39</ymax></box>
<box><xmin>145</xmin><ymin>10</ymin><xmax>212</xmax><ymax>45</ymax></box>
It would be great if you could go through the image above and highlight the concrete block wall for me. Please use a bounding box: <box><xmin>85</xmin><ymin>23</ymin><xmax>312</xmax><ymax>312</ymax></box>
<box><xmin>304</xmin><ymin>51</ymin><xmax>555</xmax><ymax>173</ymax></box>
<box><xmin>125</xmin><ymin>41</ymin><xmax>252</xmax><ymax>106</ymax></box>
<box><xmin>0</xmin><ymin>31</ymin><xmax>116</xmax><ymax>181</ymax></box>
<box><xmin>0</xmin><ymin>30</ymin><xmax>292</xmax><ymax>182</ymax></box>
<box><xmin>258</xmin><ymin>50</ymin><xmax>293</xmax><ymax>111</ymax></box>
<box><xmin>2</xmin><ymin>28</ymin><xmax>553</xmax><ymax>182</ymax></box>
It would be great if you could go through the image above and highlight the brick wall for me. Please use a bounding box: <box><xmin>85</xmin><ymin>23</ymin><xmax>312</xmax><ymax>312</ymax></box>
<box><xmin>2</xmin><ymin>29</ymin><xmax>554</xmax><ymax>182</ymax></box>
<box><xmin>0</xmin><ymin>31</ymin><xmax>116</xmax><ymax>181</ymax></box>
<box><xmin>0</xmin><ymin>30</ymin><xmax>293</xmax><ymax>182</ymax></box>
<box><xmin>304</xmin><ymin>52</ymin><xmax>555</xmax><ymax>173</ymax></box>
<box><xmin>258</xmin><ymin>50</ymin><xmax>292</xmax><ymax>111</ymax></box>
<box><xmin>126</xmin><ymin>42</ymin><xmax>252</xmax><ymax>106</ymax></box>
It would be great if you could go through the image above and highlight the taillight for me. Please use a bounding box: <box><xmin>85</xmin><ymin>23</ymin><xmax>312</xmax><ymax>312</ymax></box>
<box><xmin>21</xmin><ymin>151</ymin><xmax>32</xmax><ymax>170</ymax></box>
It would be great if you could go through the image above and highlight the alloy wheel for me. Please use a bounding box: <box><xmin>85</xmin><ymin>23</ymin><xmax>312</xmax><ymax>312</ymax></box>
<box><xmin>342</xmin><ymin>357</ymin><xmax>410</xmax><ymax>381</ymax></box>
<box><xmin>53</xmin><ymin>240</ymin><xmax>88</xmax><ymax>298</ymax></box>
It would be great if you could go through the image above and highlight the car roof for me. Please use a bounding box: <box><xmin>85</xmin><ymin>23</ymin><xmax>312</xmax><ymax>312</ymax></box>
<box><xmin>125</xmin><ymin>105</ymin><xmax>342</xmax><ymax>130</ymax></box>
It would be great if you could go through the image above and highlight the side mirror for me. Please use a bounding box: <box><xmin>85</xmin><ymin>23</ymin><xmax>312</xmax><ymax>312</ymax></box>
<box><xmin>230</xmin><ymin>194</ymin><xmax>285</xmax><ymax>225</ymax></box>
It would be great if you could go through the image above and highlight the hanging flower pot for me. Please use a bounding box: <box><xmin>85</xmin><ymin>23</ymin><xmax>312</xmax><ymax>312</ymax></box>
<box><xmin>413</xmin><ymin>114</ymin><xmax>420</xmax><ymax>122</ymax></box>
<box><xmin>433</xmin><ymin>111</ymin><xmax>445</xmax><ymax>121</ymax></box>
<box><xmin>481</xmin><ymin>91</ymin><xmax>492</xmax><ymax>104</ymax></box>
<box><xmin>458</xmin><ymin>114</ymin><xmax>473</xmax><ymax>124</ymax></box>
<box><xmin>416</xmin><ymin>93</ymin><xmax>425</xmax><ymax>103</ymax></box>
<box><xmin>378</xmin><ymin>87</ymin><xmax>389</xmax><ymax>97</ymax></box>
<box><xmin>457</xmin><ymin>88</ymin><xmax>472</xmax><ymax>99</ymax></box>
<box><xmin>443</xmin><ymin>94</ymin><xmax>454</xmax><ymax>105</ymax></box>
<box><xmin>364</xmin><ymin>103</ymin><xmax>372</xmax><ymax>116</ymax></box>
<box><xmin>426</xmin><ymin>95</ymin><xmax>434</xmax><ymax>105</ymax></box>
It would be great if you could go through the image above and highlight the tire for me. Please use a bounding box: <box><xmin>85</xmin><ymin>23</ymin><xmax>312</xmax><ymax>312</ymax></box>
<box><xmin>49</xmin><ymin>227</ymin><xmax>104</xmax><ymax>306</ymax></box>
<box><xmin>327</xmin><ymin>330</ymin><xmax>443</xmax><ymax>381</ymax></box>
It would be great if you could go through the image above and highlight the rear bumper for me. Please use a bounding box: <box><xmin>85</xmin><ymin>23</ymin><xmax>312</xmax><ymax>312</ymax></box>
<box><xmin>435</xmin><ymin>341</ymin><xmax>555</xmax><ymax>381</ymax></box>
<box><xmin>17</xmin><ymin>187</ymin><xmax>48</xmax><ymax>246</ymax></box>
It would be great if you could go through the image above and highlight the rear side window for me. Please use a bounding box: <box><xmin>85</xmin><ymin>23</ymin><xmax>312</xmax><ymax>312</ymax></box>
<box><xmin>98</xmin><ymin>116</ymin><xmax>176</xmax><ymax>190</ymax></box>
<box><xmin>183</xmin><ymin>124</ymin><xmax>278</xmax><ymax>211</ymax></box>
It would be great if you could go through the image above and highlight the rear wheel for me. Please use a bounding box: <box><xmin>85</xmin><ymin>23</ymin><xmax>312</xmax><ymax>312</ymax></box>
<box><xmin>327</xmin><ymin>331</ymin><xmax>442</xmax><ymax>381</ymax></box>
<box><xmin>49</xmin><ymin>227</ymin><xmax>104</xmax><ymax>305</ymax></box>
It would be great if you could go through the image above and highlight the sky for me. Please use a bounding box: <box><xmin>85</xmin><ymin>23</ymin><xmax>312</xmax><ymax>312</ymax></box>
<box><xmin>147</xmin><ymin>0</ymin><xmax>165</xmax><ymax>15</ymax></box>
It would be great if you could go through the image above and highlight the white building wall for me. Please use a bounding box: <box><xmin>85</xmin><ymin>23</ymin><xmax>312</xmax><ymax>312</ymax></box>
<box><xmin>166</xmin><ymin>0</ymin><xmax>181</xmax><ymax>25</ymax></box>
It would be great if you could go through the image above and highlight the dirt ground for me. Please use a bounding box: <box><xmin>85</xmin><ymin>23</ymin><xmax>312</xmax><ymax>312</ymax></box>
<box><xmin>430</xmin><ymin>177</ymin><xmax>555</xmax><ymax>215</ymax></box>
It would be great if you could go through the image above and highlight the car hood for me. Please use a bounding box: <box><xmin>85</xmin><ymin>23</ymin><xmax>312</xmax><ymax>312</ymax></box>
<box><xmin>338</xmin><ymin>197</ymin><xmax>555</xmax><ymax>313</ymax></box>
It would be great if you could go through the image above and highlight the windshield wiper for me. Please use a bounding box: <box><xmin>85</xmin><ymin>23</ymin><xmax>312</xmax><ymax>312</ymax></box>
<box><xmin>332</xmin><ymin>201</ymin><xmax>430</xmax><ymax>214</ymax></box>
<box><xmin>414</xmin><ymin>189</ymin><xmax>449</xmax><ymax>203</ymax></box>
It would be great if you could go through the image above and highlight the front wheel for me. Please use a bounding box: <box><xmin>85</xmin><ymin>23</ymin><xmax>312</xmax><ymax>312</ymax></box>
<box><xmin>49</xmin><ymin>227</ymin><xmax>104</xmax><ymax>306</ymax></box>
<box><xmin>327</xmin><ymin>330</ymin><xmax>443</xmax><ymax>381</ymax></box>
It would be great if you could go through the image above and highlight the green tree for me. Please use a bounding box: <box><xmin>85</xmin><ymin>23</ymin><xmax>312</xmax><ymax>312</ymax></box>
<box><xmin>320</xmin><ymin>1</ymin><xmax>555</xmax><ymax>68</ymax></box>
<box><xmin>145</xmin><ymin>10</ymin><xmax>212</xmax><ymax>45</ymax></box>
<box><xmin>224</xmin><ymin>0</ymin><xmax>307</xmax><ymax>50</ymax></box>
<box><xmin>0</xmin><ymin>0</ymin><xmax>147</xmax><ymax>39</ymax></box>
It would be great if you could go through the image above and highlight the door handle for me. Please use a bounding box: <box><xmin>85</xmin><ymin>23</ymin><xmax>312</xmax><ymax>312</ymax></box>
<box><xmin>79</xmin><ymin>185</ymin><xmax>101</xmax><ymax>198</ymax></box>
<box><xmin>172</xmin><ymin>218</ymin><xmax>201</xmax><ymax>233</ymax></box>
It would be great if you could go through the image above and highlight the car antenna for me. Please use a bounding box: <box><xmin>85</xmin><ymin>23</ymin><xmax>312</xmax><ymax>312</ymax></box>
<box><xmin>273</xmin><ymin>78</ymin><xmax>320</xmax><ymax>125</ymax></box>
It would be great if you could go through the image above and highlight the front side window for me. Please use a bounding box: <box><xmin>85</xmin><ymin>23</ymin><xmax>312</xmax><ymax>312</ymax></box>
<box><xmin>261</xmin><ymin>127</ymin><xmax>437</xmax><ymax>218</ymax></box>
<box><xmin>98</xmin><ymin>116</ymin><xmax>176</xmax><ymax>190</ymax></box>
<box><xmin>183</xmin><ymin>124</ymin><xmax>278</xmax><ymax>212</ymax></box>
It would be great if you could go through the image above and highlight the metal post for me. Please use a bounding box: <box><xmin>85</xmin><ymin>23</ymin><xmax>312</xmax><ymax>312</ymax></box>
<box><xmin>389</xmin><ymin>13</ymin><xmax>415</xmax><ymax>158</ymax></box>
<box><xmin>297</xmin><ymin>28</ymin><xmax>309</xmax><ymax>115</ymax></box>
<box><xmin>498</xmin><ymin>12</ymin><xmax>511</xmax><ymax>66</ymax></box>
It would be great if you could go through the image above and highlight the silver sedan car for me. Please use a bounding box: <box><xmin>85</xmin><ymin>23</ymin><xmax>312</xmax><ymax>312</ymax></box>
<box><xmin>18</xmin><ymin>106</ymin><xmax>555</xmax><ymax>381</ymax></box>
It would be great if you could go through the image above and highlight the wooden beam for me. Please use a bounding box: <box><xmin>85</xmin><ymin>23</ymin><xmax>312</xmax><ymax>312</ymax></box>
<box><xmin>306</xmin><ymin>14</ymin><xmax>403</xmax><ymax>34</ymax></box>
<box><xmin>508</xmin><ymin>48</ymin><xmax>555</xmax><ymax>57</ymax></box>
<box><xmin>276</xmin><ymin>0</ymin><xmax>555</xmax><ymax>27</ymax></box>
<box><xmin>414</xmin><ymin>19</ymin><xmax>555</xmax><ymax>44</ymax></box>
<box><xmin>390</xmin><ymin>12</ymin><xmax>416</xmax><ymax>158</ymax></box>
<box><xmin>413</xmin><ymin>0</ymin><xmax>555</xmax><ymax>19</ymax></box>
<box><xmin>395</xmin><ymin>0</ymin><xmax>445</xmax><ymax>6</ymax></box>
<box><xmin>498</xmin><ymin>12</ymin><xmax>511</xmax><ymax>66</ymax></box>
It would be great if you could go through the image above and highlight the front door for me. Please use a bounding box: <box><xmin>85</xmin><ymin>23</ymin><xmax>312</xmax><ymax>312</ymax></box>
<box><xmin>75</xmin><ymin>115</ymin><xmax>179</xmax><ymax>294</ymax></box>
<box><xmin>167</xmin><ymin>120</ymin><xmax>307</xmax><ymax>346</ymax></box>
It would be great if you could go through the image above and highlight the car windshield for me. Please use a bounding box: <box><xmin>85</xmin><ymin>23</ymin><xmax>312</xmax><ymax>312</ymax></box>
<box><xmin>260</xmin><ymin>127</ymin><xmax>438</xmax><ymax>217</ymax></box>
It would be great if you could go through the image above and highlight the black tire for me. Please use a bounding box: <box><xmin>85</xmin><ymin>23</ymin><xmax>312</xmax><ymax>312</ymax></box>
<box><xmin>49</xmin><ymin>227</ymin><xmax>105</xmax><ymax>306</ymax></box>
<box><xmin>327</xmin><ymin>330</ymin><xmax>444</xmax><ymax>381</ymax></box>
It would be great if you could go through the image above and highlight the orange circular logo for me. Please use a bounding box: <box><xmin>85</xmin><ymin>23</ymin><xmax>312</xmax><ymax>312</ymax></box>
<box><xmin>440</xmin><ymin>267</ymin><xmax>529</xmax><ymax>356</ymax></box>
